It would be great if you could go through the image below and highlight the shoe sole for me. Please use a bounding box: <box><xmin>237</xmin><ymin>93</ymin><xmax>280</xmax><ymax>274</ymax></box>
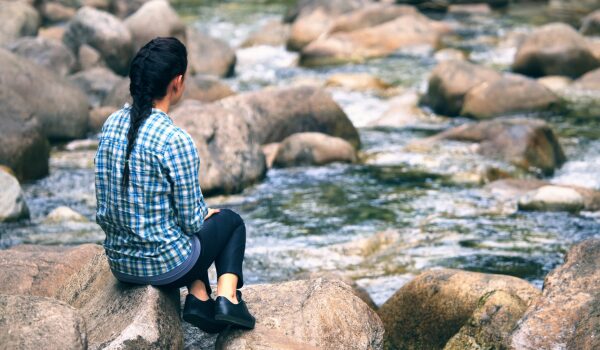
<box><xmin>183</xmin><ymin>313</ymin><xmax>226</xmax><ymax>334</ymax></box>
<box><xmin>214</xmin><ymin>313</ymin><xmax>255</xmax><ymax>329</ymax></box>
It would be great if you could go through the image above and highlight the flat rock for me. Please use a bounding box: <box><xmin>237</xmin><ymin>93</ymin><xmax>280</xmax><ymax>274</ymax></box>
<box><xmin>378</xmin><ymin>268</ymin><xmax>540</xmax><ymax>350</ymax></box>
<box><xmin>510</xmin><ymin>239</ymin><xmax>600</xmax><ymax>350</ymax></box>
<box><xmin>518</xmin><ymin>185</ymin><xmax>585</xmax><ymax>213</ymax></box>
<box><xmin>512</xmin><ymin>22</ymin><xmax>599</xmax><ymax>78</ymax></box>
<box><xmin>0</xmin><ymin>168</ymin><xmax>29</xmax><ymax>222</ymax></box>
<box><xmin>0</xmin><ymin>294</ymin><xmax>87</xmax><ymax>350</ymax></box>
<box><xmin>273</xmin><ymin>132</ymin><xmax>357</xmax><ymax>168</ymax></box>
<box><xmin>215</xmin><ymin>278</ymin><xmax>384</xmax><ymax>350</ymax></box>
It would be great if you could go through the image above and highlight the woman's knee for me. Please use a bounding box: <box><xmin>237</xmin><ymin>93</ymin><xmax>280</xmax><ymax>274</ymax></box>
<box><xmin>219</xmin><ymin>208</ymin><xmax>244</xmax><ymax>227</ymax></box>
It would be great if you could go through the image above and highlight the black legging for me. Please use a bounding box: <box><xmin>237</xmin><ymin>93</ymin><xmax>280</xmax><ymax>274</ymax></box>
<box><xmin>161</xmin><ymin>209</ymin><xmax>246</xmax><ymax>296</ymax></box>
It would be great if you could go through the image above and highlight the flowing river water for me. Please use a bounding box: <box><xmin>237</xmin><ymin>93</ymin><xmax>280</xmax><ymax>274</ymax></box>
<box><xmin>1</xmin><ymin>0</ymin><xmax>599</xmax><ymax>306</ymax></box>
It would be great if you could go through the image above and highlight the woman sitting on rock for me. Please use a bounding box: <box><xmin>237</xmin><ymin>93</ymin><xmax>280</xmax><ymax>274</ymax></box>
<box><xmin>94</xmin><ymin>37</ymin><xmax>255</xmax><ymax>333</ymax></box>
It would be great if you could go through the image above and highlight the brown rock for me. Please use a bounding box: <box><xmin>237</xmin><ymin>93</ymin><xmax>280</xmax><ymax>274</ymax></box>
<box><xmin>241</xmin><ymin>20</ymin><xmax>290</xmax><ymax>48</ymax></box>
<box><xmin>183</xmin><ymin>74</ymin><xmax>235</xmax><ymax>102</ymax></box>
<box><xmin>434</xmin><ymin>118</ymin><xmax>566</xmax><ymax>175</ymax></box>
<box><xmin>510</xmin><ymin>239</ymin><xmax>600</xmax><ymax>350</ymax></box>
<box><xmin>444</xmin><ymin>291</ymin><xmax>528</xmax><ymax>350</ymax></box>
<box><xmin>102</xmin><ymin>77</ymin><xmax>130</xmax><ymax>107</ymax></box>
<box><xmin>0</xmin><ymin>294</ymin><xmax>87</xmax><ymax>350</ymax></box>
<box><xmin>124</xmin><ymin>0</ymin><xmax>185</xmax><ymax>52</ymax></box>
<box><xmin>40</xmin><ymin>1</ymin><xmax>77</xmax><ymax>23</ymax></box>
<box><xmin>89</xmin><ymin>106</ymin><xmax>116</xmax><ymax>132</ymax></box>
<box><xmin>187</xmin><ymin>26</ymin><xmax>236</xmax><ymax>77</ymax></box>
<box><xmin>38</xmin><ymin>26</ymin><xmax>66</xmax><ymax>41</ymax></box>
<box><xmin>328</xmin><ymin>3</ymin><xmax>418</xmax><ymax>34</ymax></box>
<box><xmin>215</xmin><ymin>278</ymin><xmax>384</xmax><ymax>350</ymax></box>
<box><xmin>512</xmin><ymin>23</ymin><xmax>599</xmax><ymax>79</ymax></box>
<box><xmin>77</xmin><ymin>44</ymin><xmax>105</xmax><ymax>70</ymax></box>
<box><xmin>261</xmin><ymin>142</ymin><xmax>280</xmax><ymax>169</ymax></box>
<box><xmin>378</xmin><ymin>268</ymin><xmax>540</xmax><ymax>350</ymax></box>
<box><xmin>326</xmin><ymin>72</ymin><xmax>391</xmax><ymax>91</ymax></box>
<box><xmin>461</xmin><ymin>74</ymin><xmax>559</xmax><ymax>119</ymax></box>
<box><xmin>0</xmin><ymin>2</ymin><xmax>40</xmax><ymax>45</ymax></box>
<box><xmin>368</xmin><ymin>91</ymin><xmax>431</xmax><ymax>128</ymax></box>
<box><xmin>8</xmin><ymin>36</ymin><xmax>76</xmax><ymax>77</ymax></box>
<box><xmin>573</xmin><ymin>67</ymin><xmax>600</xmax><ymax>90</ymax></box>
<box><xmin>422</xmin><ymin>60</ymin><xmax>502</xmax><ymax>116</ymax></box>
<box><xmin>273</xmin><ymin>132</ymin><xmax>357</xmax><ymax>168</ymax></box>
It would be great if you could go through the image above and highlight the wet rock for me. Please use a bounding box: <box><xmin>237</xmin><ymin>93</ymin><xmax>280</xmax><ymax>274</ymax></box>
<box><xmin>40</xmin><ymin>1</ymin><xmax>77</xmax><ymax>23</ymax></box>
<box><xmin>326</xmin><ymin>72</ymin><xmax>390</xmax><ymax>91</ymax></box>
<box><xmin>512</xmin><ymin>23</ymin><xmax>600</xmax><ymax>79</ymax></box>
<box><xmin>68</xmin><ymin>67</ymin><xmax>124</xmax><ymax>107</ymax></box>
<box><xmin>44</xmin><ymin>206</ymin><xmax>89</xmax><ymax>224</ymax></box>
<box><xmin>286</xmin><ymin>0</ymin><xmax>370</xmax><ymax>50</ymax></box>
<box><xmin>510</xmin><ymin>239</ymin><xmax>600</xmax><ymax>350</ymax></box>
<box><xmin>434</xmin><ymin>48</ymin><xmax>467</xmax><ymax>62</ymax></box>
<box><xmin>0</xmin><ymin>2</ymin><xmax>40</xmax><ymax>45</ymax></box>
<box><xmin>0</xmin><ymin>294</ymin><xmax>87</xmax><ymax>350</ymax></box>
<box><xmin>328</xmin><ymin>3</ymin><xmax>418</xmax><ymax>34</ymax></box>
<box><xmin>57</xmin><ymin>249</ymin><xmax>183</xmax><ymax>349</ymax></box>
<box><xmin>0</xmin><ymin>84</ymin><xmax>50</xmax><ymax>180</ymax></box>
<box><xmin>377</xmin><ymin>268</ymin><xmax>540</xmax><ymax>350</ymax></box>
<box><xmin>0</xmin><ymin>168</ymin><xmax>29</xmax><ymax>222</ymax></box>
<box><xmin>187</xmin><ymin>26</ymin><xmax>236</xmax><ymax>77</ymax></box>
<box><xmin>422</xmin><ymin>60</ymin><xmax>502</xmax><ymax>116</ymax></box>
<box><xmin>433</xmin><ymin>118</ymin><xmax>566</xmax><ymax>175</ymax></box>
<box><xmin>170</xmin><ymin>99</ymin><xmax>267</xmax><ymax>195</ymax></box>
<box><xmin>300</xmin><ymin>13</ymin><xmax>447</xmax><ymax>67</ymax></box>
<box><xmin>241</xmin><ymin>20</ymin><xmax>290</xmax><ymax>48</ymax></box>
<box><xmin>124</xmin><ymin>0</ymin><xmax>185</xmax><ymax>52</ymax></box>
<box><xmin>63</xmin><ymin>7</ymin><xmax>133</xmax><ymax>75</ymax></box>
<box><xmin>518</xmin><ymin>185</ymin><xmax>584</xmax><ymax>213</ymax></box>
<box><xmin>89</xmin><ymin>105</ymin><xmax>115</xmax><ymax>132</ymax></box>
<box><xmin>581</xmin><ymin>10</ymin><xmax>600</xmax><ymax>36</ymax></box>
<box><xmin>215</xmin><ymin>278</ymin><xmax>384</xmax><ymax>350</ymax></box>
<box><xmin>0</xmin><ymin>48</ymin><xmax>90</xmax><ymax>140</ymax></box>
<box><xmin>443</xmin><ymin>291</ymin><xmax>528</xmax><ymax>350</ymax></box>
<box><xmin>461</xmin><ymin>74</ymin><xmax>559</xmax><ymax>119</ymax></box>
<box><xmin>0</xmin><ymin>244</ymin><xmax>103</xmax><ymax>297</ymax></box>
<box><xmin>183</xmin><ymin>74</ymin><xmax>235</xmax><ymax>102</ymax></box>
<box><xmin>7</xmin><ymin>37</ymin><xmax>76</xmax><ymax>77</ymax></box>
<box><xmin>273</xmin><ymin>132</ymin><xmax>357</xmax><ymax>168</ymax></box>
<box><xmin>102</xmin><ymin>76</ymin><xmax>130</xmax><ymax>107</ymax></box>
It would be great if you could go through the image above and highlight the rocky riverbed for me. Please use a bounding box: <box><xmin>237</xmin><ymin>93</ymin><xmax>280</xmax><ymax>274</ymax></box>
<box><xmin>1</xmin><ymin>0</ymin><xmax>599</xmax><ymax>349</ymax></box>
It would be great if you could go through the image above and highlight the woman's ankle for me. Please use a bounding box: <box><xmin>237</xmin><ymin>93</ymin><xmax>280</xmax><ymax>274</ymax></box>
<box><xmin>217</xmin><ymin>290</ymin><xmax>238</xmax><ymax>304</ymax></box>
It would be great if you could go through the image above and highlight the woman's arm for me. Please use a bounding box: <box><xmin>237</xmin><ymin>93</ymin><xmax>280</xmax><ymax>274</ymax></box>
<box><xmin>163</xmin><ymin>130</ymin><xmax>209</xmax><ymax>236</ymax></box>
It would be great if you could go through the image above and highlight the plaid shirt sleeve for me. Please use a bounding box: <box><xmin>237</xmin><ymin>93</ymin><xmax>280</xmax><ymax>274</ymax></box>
<box><xmin>162</xmin><ymin>130</ymin><xmax>209</xmax><ymax>236</ymax></box>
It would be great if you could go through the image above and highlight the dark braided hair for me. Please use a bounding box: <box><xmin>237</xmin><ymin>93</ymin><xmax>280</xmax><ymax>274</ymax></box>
<box><xmin>122</xmin><ymin>37</ymin><xmax>187</xmax><ymax>188</ymax></box>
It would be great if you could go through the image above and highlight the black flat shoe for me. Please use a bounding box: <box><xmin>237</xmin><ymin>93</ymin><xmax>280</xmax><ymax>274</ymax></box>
<box><xmin>214</xmin><ymin>290</ymin><xmax>256</xmax><ymax>329</ymax></box>
<box><xmin>182</xmin><ymin>294</ymin><xmax>226</xmax><ymax>334</ymax></box>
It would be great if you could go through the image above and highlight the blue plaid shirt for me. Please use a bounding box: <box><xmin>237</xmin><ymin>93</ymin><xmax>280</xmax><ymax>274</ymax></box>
<box><xmin>94</xmin><ymin>105</ymin><xmax>209</xmax><ymax>277</ymax></box>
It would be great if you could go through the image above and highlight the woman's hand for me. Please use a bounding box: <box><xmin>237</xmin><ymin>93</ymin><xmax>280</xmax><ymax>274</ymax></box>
<box><xmin>205</xmin><ymin>208</ymin><xmax>220</xmax><ymax>220</ymax></box>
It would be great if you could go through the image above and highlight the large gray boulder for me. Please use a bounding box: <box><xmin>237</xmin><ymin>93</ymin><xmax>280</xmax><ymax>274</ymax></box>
<box><xmin>68</xmin><ymin>67</ymin><xmax>125</xmax><ymax>107</ymax></box>
<box><xmin>187</xmin><ymin>27</ymin><xmax>236</xmax><ymax>77</ymax></box>
<box><xmin>124</xmin><ymin>0</ymin><xmax>185</xmax><ymax>52</ymax></box>
<box><xmin>510</xmin><ymin>239</ymin><xmax>600</xmax><ymax>350</ymax></box>
<box><xmin>7</xmin><ymin>37</ymin><xmax>76</xmax><ymax>77</ymax></box>
<box><xmin>0</xmin><ymin>2</ymin><xmax>40</xmax><ymax>45</ymax></box>
<box><xmin>461</xmin><ymin>74</ymin><xmax>559</xmax><ymax>119</ymax></box>
<box><xmin>0</xmin><ymin>294</ymin><xmax>87</xmax><ymax>350</ymax></box>
<box><xmin>216</xmin><ymin>278</ymin><xmax>384</xmax><ymax>349</ymax></box>
<box><xmin>422</xmin><ymin>60</ymin><xmax>502</xmax><ymax>116</ymax></box>
<box><xmin>63</xmin><ymin>7</ymin><xmax>133</xmax><ymax>75</ymax></box>
<box><xmin>0</xmin><ymin>168</ymin><xmax>29</xmax><ymax>222</ymax></box>
<box><xmin>0</xmin><ymin>85</ymin><xmax>50</xmax><ymax>180</ymax></box>
<box><xmin>0</xmin><ymin>48</ymin><xmax>89</xmax><ymax>140</ymax></box>
<box><xmin>512</xmin><ymin>23</ymin><xmax>600</xmax><ymax>79</ymax></box>
<box><xmin>273</xmin><ymin>132</ymin><xmax>357</xmax><ymax>168</ymax></box>
<box><xmin>378</xmin><ymin>268</ymin><xmax>540</xmax><ymax>350</ymax></box>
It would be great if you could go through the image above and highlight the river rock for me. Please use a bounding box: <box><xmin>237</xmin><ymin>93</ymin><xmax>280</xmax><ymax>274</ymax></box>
<box><xmin>422</xmin><ymin>60</ymin><xmax>502</xmax><ymax>116</ymax></box>
<box><xmin>443</xmin><ymin>291</ymin><xmax>528</xmax><ymax>350</ymax></box>
<box><xmin>518</xmin><ymin>185</ymin><xmax>585</xmax><ymax>212</ymax></box>
<box><xmin>461</xmin><ymin>74</ymin><xmax>559</xmax><ymax>119</ymax></box>
<box><xmin>0</xmin><ymin>2</ymin><xmax>40</xmax><ymax>45</ymax></box>
<box><xmin>326</xmin><ymin>72</ymin><xmax>390</xmax><ymax>91</ymax></box>
<box><xmin>0</xmin><ymin>48</ymin><xmax>90</xmax><ymax>140</ymax></box>
<box><xmin>187</xmin><ymin>26</ymin><xmax>236</xmax><ymax>77</ymax></box>
<box><xmin>328</xmin><ymin>3</ymin><xmax>418</xmax><ymax>34</ymax></box>
<box><xmin>537</xmin><ymin>75</ymin><xmax>572</xmax><ymax>92</ymax></box>
<box><xmin>512</xmin><ymin>23</ymin><xmax>600</xmax><ymax>79</ymax></box>
<box><xmin>68</xmin><ymin>67</ymin><xmax>124</xmax><ymax>107</ymax></box>
<box><xmin>215</xmin><ymin>278</ymin><xmax>384</xmax><ymax>350</ymax></box>
<box><xmin>0</xmin><ymin>244</ymin><xmax>103</xmax><ymax>297</ymax></box>
<box><xmin>0</xmin><ymin>294</ymin><xmax>87</xmax><ymax>350</ymax></box>
<box><xmin>170</xmin><ymin>99</ymin><xmax>267</xmax><ymax>195</ymax></box>
<box><xmin>573</xmin><ymin>67</ymin><xmax>600</xmax><ymax>90</ymax></box>
<box><xmin>0</xmin><ymin>85</ymin><xmax>50</xmax><ymax>180</ymax></box>
<box><xmin>124</xmin><ymin>0</ymin><xmax>185</xmax><ymax>52</ymax></box>
<box><xmin>510</xmin><ymin>239</ymin><xmax>600</xmax><ymax>350</ymax></box>
<box><xmin>286</xmin><ymin>0</ymin><xmax>370</xmax><ymax>51</ymax></box>
<box><xmin>273</xmin><ymin>132</ymin><xmax>357</xmax><ymax>168</ymax></box>
<box><xmin>300</xmin><ymin>13</ymin><xmax>447</xmax><ymax>67</ymax></box>
<box><xmin>7</xmin><ymin>37</ymin><xmax>76</xmax><ymax>77</ymax></box>
<box><xmin>241</xmin><ymin>20</ymin><xmax>290</xmax><ymax>48</ymax></box>
<box><xmin>377</xmin><ymin>268</ymin><xmax>540</xmax><ymax>350</ymax></box>
<box><xmin>63</xmin><ymin>7</ymin><xmax>133</xmax><ymax>75</ymax></box>
<box><xmin>368</xmin><ymin>91</ymin><xmax>431</xmax><ymax>128</ymax></box>
<box><xmin>44</xmin><ymin>206</ymin><xmax>89</xmax><ymax>224</ymax></box>
<box><xmin>0</xmin><ymin>168</ymin><xmax>29</xmax><ymax>222</ymax></box>
<box><xmin>183</xmin><ymin>74</ymin><xmax>235</xmax><ymax>102</ymax></box>
<box><xmin>434</xmin><ymin>48</ymin><xmax>467</xmax><ymax>62</ymax></box>
<box><xmin>581</xmin><ymin>10</ymin><xmax>600</xmax><ymax>36</ymax></box>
